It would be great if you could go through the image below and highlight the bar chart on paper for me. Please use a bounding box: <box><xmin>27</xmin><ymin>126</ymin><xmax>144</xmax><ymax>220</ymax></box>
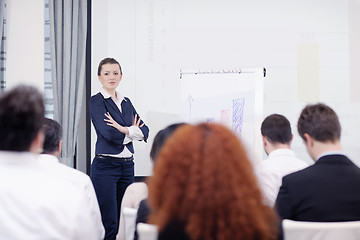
<box><xmin>180</xmin><ymin>68</ymin><xmax>265</xmax><ymax>163</ymax></box>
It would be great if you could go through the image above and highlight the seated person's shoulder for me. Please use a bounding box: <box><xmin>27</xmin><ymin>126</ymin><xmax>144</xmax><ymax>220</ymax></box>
<box><xmin>281</xmin><ymin>165</ymin><xmax>314</xmax><ymax>185</ymax></box>
<box><xmin>127</xmin><ymin>182</ymin><xmax>148</xmax><ymax>192</ymax></box>
<box><xmin>124</xmin><ymin>182</ymin><xmax>148</xmax><ymax>200</ymax></box>
<box><xmin>38</xmin><ymin>155</ymin><xmax>91</xmax><ymax>185</ymax></box>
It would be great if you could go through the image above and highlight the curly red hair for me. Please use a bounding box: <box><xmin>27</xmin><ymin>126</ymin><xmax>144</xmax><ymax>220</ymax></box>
<box><xmin>148</xmin><ymin>123</ymin><xmax>278</xmax><ymax>240</ymax></box>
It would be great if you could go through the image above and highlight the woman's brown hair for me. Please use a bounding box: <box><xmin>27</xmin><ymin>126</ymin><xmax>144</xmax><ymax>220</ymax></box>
<box><xmin>97</xmin><ymin>57</ymin><xmax>122</xmax><ymax>76</ymax></box>
<box><xmin>148</xmin><ymin>123</ymin><xmax>278</xmax><ymax>240</ymax></box>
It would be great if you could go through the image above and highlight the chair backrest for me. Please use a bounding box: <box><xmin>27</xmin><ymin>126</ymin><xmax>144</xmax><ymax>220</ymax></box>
<box><xmin>123</xmin><ymin>207</ymin><xmax>138</xmax><ymax>240</ymax></box>
<box><xmin>137</xmin><ymin>223</ymin><xmax>158</xmax><ymax>240</ymax></box>
<box><xmin>283</xmin><ymin>219</ymin><xmax>360</xmax><ymax>240</ymax></box>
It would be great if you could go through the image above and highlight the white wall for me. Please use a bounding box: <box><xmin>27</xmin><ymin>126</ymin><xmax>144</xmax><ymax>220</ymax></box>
<box><xmin>6</xmin><ymin>0</ymin><xmax>44</xmax><ymax>91</ymax></box>
<box><xmin>5</xmin><ymin>0</ymin><xmax>90</xmax><ymax>173</ymax></box>
<box><xmin>5</xmin><ymin>1</ymin><xmax>360</xmax><ymax>175</ymax></box>
<box><xmin>92</xmin><ymin>0</ymin><xmax>360</xmax><ymax>176</ymax></box>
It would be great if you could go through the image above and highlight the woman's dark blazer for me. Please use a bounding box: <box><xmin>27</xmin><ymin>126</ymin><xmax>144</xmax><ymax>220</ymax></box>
<box><xmin>89</xmin><ymin>93</ymin><xmax>149</xmax><ymax>155</ymax></box>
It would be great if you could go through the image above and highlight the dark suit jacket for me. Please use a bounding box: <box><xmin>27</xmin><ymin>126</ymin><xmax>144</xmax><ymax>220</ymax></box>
<box><xmin>276</xmin><ymin>154</ymin><xmax>360</xmax><ymax>222</ymax></box>
<box><xmin>89</xmin><ymin>93</ymin><xmax>149</xmax><ymax>155</ymax></box>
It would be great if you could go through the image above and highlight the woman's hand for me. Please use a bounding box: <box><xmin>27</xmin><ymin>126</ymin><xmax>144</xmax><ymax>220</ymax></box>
<box><xmin>132</xmin><ymin>114</ymin><xmax>145</xmax><ymax>128</ymax></box>
<box><xmin>104</xmin><ymin>112</ymin><xmax>129</xmax><ymax>135</ymax></box>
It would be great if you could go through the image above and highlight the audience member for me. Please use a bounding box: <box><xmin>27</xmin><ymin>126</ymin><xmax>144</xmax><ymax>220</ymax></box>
<box><xmin>276</xmin><ymin>103</ymin><xmax>360</xmax><ymax>221</ymax></box>
<box><xmin>116</xmin><ymin>182</ymin><xmax>147</xmax><ymax>240</ymax></box>
<box><xmin>38</xmin><ymin>118</ymin><xmax>105</xmax><ymax>237</ymax></box>
<box><xmin>256</xmin><ymin>114</ymin><xmax>308</xmax><ymax>206</ymax></box>
<box><xmin>148</xmin><ymin>123</ymin><xmax>279</xmax><ymax>240</ymax></box>
<box><xmin>0</xmin><ymin>85</ymin><xmax>104</xmax><ymax>239</ymax></box>
<box><xmin>116</xmin><ymin>123</ymin><xmax>185</xmax><ymax>240</ymax></box>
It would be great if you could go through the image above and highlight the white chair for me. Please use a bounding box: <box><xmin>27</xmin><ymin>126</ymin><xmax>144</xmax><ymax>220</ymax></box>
<box><xmin>283</xmin><ymin>219</ymin><xmax>360</xmax><ymax>240</ymax></box>
<box><xmin>122</xmin><ymin>207</ymin><xmax>138</xmax><ymax>240</ymax></box>
<box><xmin>137</xmin><ymin>223</ymin><xmax>158</xmax><ymax>240</ymax></box>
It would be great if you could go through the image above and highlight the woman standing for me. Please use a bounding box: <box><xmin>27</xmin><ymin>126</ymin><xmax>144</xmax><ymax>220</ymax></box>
<box><xmin>90</xmin><ymin>57</ymin><xmax>149</xmax><ymax>240</ymax></box>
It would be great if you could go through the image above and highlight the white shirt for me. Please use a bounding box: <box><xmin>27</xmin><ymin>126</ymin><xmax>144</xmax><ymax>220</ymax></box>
<box><xmin>255</xmin><ymin>149</ymin><xmax>309</xmax><ymax>207</ymax></box>
<box><xmin>100</xmin><ymin>88</ymin><xmax>144</xmax><ymax>158</ymax></box>
<box><xmin>116</xmin><ymin>182</ymin><xmax>148</xmax><ymax>240</ymax></box>
<box><xmin>0</xmin><ymin>151</ymin><xmax>105</xmax><ymax>240</ymax></box>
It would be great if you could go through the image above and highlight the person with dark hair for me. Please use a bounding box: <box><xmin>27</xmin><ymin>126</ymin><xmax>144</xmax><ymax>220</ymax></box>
<box><xmin>38</xmin><ymin>118</ymin><xmax>105</xmax><ymax>238</ymax></box>
<box><xmin>90</xmin><ymin>57</ymin><xmax>149</xmax><ymax>240</ymax></box>
<box><xmin>116</xmin><ymin>123</ymin><xmax>185</xmax><ymax>240</ymax></box>
<box><xmin>149</xmin><ymin>123</ymin><xmax>185</xmax><ymax>160</ymax></box>
<box><xmin>256</xmin><ymin>114</ymin><xmax>308</xmax><ymax>206</ymax></box>
<box><xmin>148</xmin><ymin>123</ymin><xmax>279</xmax><ymax>240</ymax></box>
<box><xmin>276</xmin><ymin>103</ymin><xmax>360</xmax><ymax>221</ymax></box>
<box><xmin>42</xmin><ymin>118</ymin><xmax>63</xmax><ymax>156</ymax></box>
<box><xmin>0</xmin><ymin>85</ymin><xmax>104</xmax><ymax>239</ymax></box>
<box><xmin>0</xmin><ymin>85</ymin><xmax>44</xmax><ymax>152</ymax></box>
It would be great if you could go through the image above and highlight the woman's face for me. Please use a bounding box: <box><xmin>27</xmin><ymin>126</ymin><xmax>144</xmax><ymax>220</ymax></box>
<box><xmin>98</xmin><ymin>63</ymin><xmax>122</xmax><ymax>92</ymax></box>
